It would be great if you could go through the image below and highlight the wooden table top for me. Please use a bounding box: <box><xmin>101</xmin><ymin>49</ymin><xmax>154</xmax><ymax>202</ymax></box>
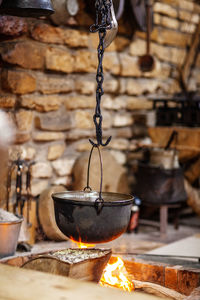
<box><xmin>0</xmin><ymin>263</ymin><xmax>165</xmax><ymax>300</ymax></box>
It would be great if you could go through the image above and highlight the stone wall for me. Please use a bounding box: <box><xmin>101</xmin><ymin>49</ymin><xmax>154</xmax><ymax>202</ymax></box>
<box><xmin>0</xmin><ymin>0</ymin><xmax>200</xmax><ymax>197</ymax></box>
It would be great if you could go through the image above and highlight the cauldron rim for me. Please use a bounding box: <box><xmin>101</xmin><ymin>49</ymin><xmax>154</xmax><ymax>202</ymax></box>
<box><xmin>52</xmin><ymin>191</ymin><xmax>134</xmax><ymax>207</ymax></box>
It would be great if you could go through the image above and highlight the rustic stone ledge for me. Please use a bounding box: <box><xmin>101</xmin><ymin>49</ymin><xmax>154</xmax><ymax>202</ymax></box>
<box><xmin>35</xmin><ymin>111</ymin><xmax>73</xmax><ymax>131</ymax></box>
<box><xmin>0</xmin><ymin>94</ymin><xmax>16</xmax><ymax>108</ymax></box>
<box><xmin>15</xmin><ymin>109</ymin><xmax>33</xmax><ymax>131</ymax></box>
<box><xmin>65</xmin><ymin>95</ymin><xmax>95</xmax><ymax>110</ymax></box>
<box><xmin>45</xmin><ymin>47</ymin><xmax>74</xmax><ymax>73</ymax></box>
<box><xmin>20</xmin><ymin>94</ymin><xmax>63</xmax><ymax>112</ymax></box>
<box><xmin>0</xmin><ymin>41</ymin><xmax>45</xmax><ymax>70</ymax></box>
<box><xmin>36</xmin><ymin>73</ymin><xmax>74</xmax><ymax>94</ymax></box>
<box><xmin>33</xmin><ymin>131</ymin><xmax>65</xmax><ymax>142</ymax></box>
<box><xmin>1</xmin><ymin>69</ymin><xmax>36</xmax><ymax>94</ymax></box>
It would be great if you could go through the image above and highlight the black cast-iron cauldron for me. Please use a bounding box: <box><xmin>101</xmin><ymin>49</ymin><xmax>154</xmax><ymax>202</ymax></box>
<box><xmin>52</xmin><ymin>191</ymin><xmax>134</xmax><ymax>244</ymax></box>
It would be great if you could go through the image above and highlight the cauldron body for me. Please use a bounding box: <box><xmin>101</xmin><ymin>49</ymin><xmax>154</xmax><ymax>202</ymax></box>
<box><xmin>52</xmin><ymin>191</ymin><xmax>133</xmax><ymax>244</ymax></box>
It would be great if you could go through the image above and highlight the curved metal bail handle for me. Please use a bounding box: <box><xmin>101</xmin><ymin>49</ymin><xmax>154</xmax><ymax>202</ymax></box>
<box><xmin>83</xmin><ymin>145</ymin><xmax>104</xmax><ymax>214</ymax></box>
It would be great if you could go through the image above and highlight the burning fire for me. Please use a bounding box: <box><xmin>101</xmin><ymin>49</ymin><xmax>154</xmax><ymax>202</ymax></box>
<box><xmin>70</xmin><ymin>238</ymin><xmax>134</xmax><ymax>292</ymax></box>
<box><xmin>70</xmin><ymin>237</ymin><xmax>95</xmax><ymax>249</ymax></box>
<box><xmin>100</xmin><ymin>256</ymin><xmax>134</xmax><ymax>292</ymax></box>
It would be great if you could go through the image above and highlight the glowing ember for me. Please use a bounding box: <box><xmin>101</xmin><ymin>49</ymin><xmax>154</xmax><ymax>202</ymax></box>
<box><xmin>100</xmin><ymin>256</ymin><xmax>134</xmax><ymax>292</ymax></box>
<box><xmin>70</xmin><ymin>237</ymin><xmax>95</xmax><ymax>249</ymax></box>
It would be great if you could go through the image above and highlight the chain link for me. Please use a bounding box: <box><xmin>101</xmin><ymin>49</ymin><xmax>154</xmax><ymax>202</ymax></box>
<box><xmin>89</xmin><ymin>0</ymin><xmax>112</xmax><ymax>147</ymax></box>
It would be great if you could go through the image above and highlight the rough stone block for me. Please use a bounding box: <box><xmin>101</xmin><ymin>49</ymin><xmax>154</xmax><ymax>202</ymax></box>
<box><xmin>74</xmin><ymin>50</ymin><xmax>96</xmax><ymax>73</ymax></box>
<box><xmin>1</xmin><ymin>70</ymin><xmax>36</xmax><ymax>94</ymax></box>
<box><xmin>102</xmin><ymin>95</ymin><xmax>126</xmax><ymax>110</ymax></box>
<box><xmin>154</xmin><ymin>2</ymin><xmax>177</xmax><ymax>18</ymax></box>
<box><xmin>114</xmin><ymin>36</ymin><xmax>130</xmax><ymax>52</ymax></box>
<box><xmin>75</xmin><ymin>79</ymin><xmax>95</xmax><ymax>95</ymax></box>
<box><xmin>52</xmin><ymin>157</ymin><xmax>76</xmax><ymax>176</ymax></box>
<box><xmin>52</xmin><ymin>176</ymin><xmax>72</xmax><ymax>187</ymax></box>
<box><xmin>15</xmin><ymin>109</ymin><xmax>33</xmax><ymax>131</ymax></box>
<box><xmin>0</xmin><ymin>94</ymin><xmax>16</xmax><ymax>108</ymax></box>
<box><xmin>32</xmin><ymin>23</ymin><xmax>89</xmax><ymax>48</ymax></box>
<box><xmin>136</xmin><ymin>28</ymin><xmax>191</xmax><ymax>48</ymax></box>
<box><xmin>33</xmin><ymin>131</ymin><xmax>65</xmax><ymax>142</ymax></box>
<box><xmin>20</xmin><ymin>94</ymin><xmax>63</xmax><ymax>112</ymax></box>
<box><xmin>74</xmin><ymin>110</ymin><xmax>93</xmax><ymax>129</ymax></box>
<box><xmin>61</xmin><ymin>29</ymin><xmax>88</xmax><ymax>48</ymax></box>
<box><xmin>15</xmin><ymin>132</ymin><xmax>31</xmax><ymax>144</ymax></box>
<box><xmin>129</xmin><ymin>39</ymin><xmax>146</xmax><ymax>56</ymax></box>
<box><xmin>32</xmin><ymin>162</ymin><xmax>52</xmax><ymax>178</ymax></box>
<box><xmin>1</xmin><ymin>41</ymin><xmax>45</xmax><ymax>70</ymax></box>
<box><xmin>126</xmin><ymin>97</ymin><xmax>152</xmax><ymax>110</ymax></box>
<box><xmin>45</xmin><ymin>47</ymin><xmax>74</xmax><ymax>73</ymax></box>
<box><xmin>180</xmin><ymin>22</ymin><xmax>195</xmax><ymax>34</ymax></box>
<box><xmin>35</xmin><ymin>111</ymin><xmax>73</xmax><ymax>131</ymax></box>
<box><xmin>126</xmin><ymin>79</ymin><xmax>161</xmax><ymax>95</ymax></box>
<box><xmin>36</xmin><ymin>73</ymin><xmax>74</xmax><ymax>94</ymax></box>
<box><xmin>0</xmin><ymin>16</ymin><xmax>27</xmax><ymax>36</ymax></box>
<box><xmin>154</xmin><ymin>14</ymin><xmax>179</xmax><ymax>30</ymax></box>
<box><xmin>47</xmin><ymin>143</ymin><xmax>65</xmax><ymax>161</ymax></box>
<box><xmin>103</xmin><ymin>77</ymin><xmax>119</xmax><ymax>94</ymax></box>
<box><xmin>31</xmin><ymin>179</ymin><xmax>49</xmax><ymax>197</ymax></box>
<box><xmin>109</xmin><ymin>138</ymin><xmax>129</xmax><ymax>150</ymax></box>
<box><xmin>115</xmin><ymin>127</ymin><xmax>132</xmax><ymax>138</ymax></box>
<box><xmin>113</xmin><ymin>113</ymin><xmax>133</xmax><ymax>127</ymax></box>
<box><xmin>31</xmin><ymin>23</ymin><xmax>63</xmax><ymax>44</ymax></box>
<box><xmin>104</xmin><ymin>52</ymin><xmax>120</xmax><ymax>75</ymax></box>
<box><xmin>65</xmin><ymin>95</ymin><xmax>95</xmax><ymax>110</ymax></box>
<box><xmin>110</xmin><ymin>150</ymin><xmax>126</xmax><ymax>165</ymax></box>
<box><xmin>119</xmin><ymin>54</ymin><xmax>141</xmax><ymax>77</ymax></box>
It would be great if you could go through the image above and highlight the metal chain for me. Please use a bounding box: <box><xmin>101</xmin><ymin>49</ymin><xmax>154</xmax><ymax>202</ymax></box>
<box><xmin>89</xmin><ymin>0</ymin><xmax>112</xmax><ymax>147</ymax></box>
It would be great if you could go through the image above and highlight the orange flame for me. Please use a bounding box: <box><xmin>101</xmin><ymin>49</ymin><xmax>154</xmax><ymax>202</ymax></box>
<box><xmin>100</xmin><ymin>256</ymin><xmax>134</xmax><ymax>292</ymax></box>
<box><xmin>70</xmin><ymin>237</ymin><xmax>95</xmax><ymax>249</ymax></box>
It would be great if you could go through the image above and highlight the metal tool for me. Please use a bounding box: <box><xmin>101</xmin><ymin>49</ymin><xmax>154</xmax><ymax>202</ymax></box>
<box><xmin>104</xmin><ymin>0</ymin><xmax>118</xmax><ymax>48</ymax></box>
<box><xmin>0</xmin><ymin>0</ymin><xmax>54</xmax><ymax>17</ymax></box>
<box><xmin>138</xmin><ymin>0</ymin><xmax>155</xmax><ymax>72</ymax></box>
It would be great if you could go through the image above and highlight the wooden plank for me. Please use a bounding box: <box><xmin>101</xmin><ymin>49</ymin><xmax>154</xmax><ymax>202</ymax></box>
<box><xmin>0</xmin><ymin>264</ymin><xmax>166</xmax><ymax>300</ymax></box>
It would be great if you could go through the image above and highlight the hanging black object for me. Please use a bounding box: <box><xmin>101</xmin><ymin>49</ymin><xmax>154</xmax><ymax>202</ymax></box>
<box><xmin>0</xmin><ymin>0</ymin><xmax>54</xmax><ymax>18</ymax></box>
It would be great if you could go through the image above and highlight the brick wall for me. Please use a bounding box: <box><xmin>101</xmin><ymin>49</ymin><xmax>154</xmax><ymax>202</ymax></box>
<box><xmin>0</xmin><ymin>0</ymin><xmax>200</xmax><ymax>198</ymax></box>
